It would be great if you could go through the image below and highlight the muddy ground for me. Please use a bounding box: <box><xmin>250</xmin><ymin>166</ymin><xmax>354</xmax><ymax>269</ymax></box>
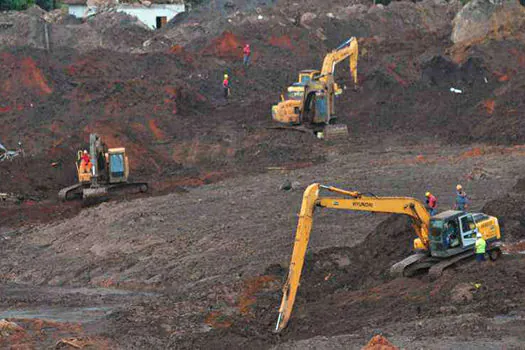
<box><xmin>2</xmin><ymin>143</ymin><xmax>525</xmax><ymax>348</ymax></box>
<box><xmin>1</xmin><ymin>0</ymin><xmax>525</xmax><ymax>348</ymax></box>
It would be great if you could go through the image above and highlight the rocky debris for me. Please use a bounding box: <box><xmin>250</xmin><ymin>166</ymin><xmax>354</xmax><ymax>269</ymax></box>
<box><xmin>0</xmin><ymin>319</ymin><xmax>23</xmax><ymax>337</ymax></box>
<box><xmin>279</xmin><ymin>180</ymin><xmax>301</xmax><ymax>191</ymax></box>
<box><xmin>300</xmin><ymin>12</ymin><xmax>317</xmax><ymax>27</ymax></box>
<box><xmin>452</xmin><ymin>0</ymin><xmax>525</xmax><ymax>43</ymax></box>
<box><xmin>450</xmin><ymin>282</ymin><xmax>475</xmax><ymax>303</ymax></box>
<box><xmin>362</xmin><ymin>335</ymin><xmax>399</xmax><ymax>350</ymax></box>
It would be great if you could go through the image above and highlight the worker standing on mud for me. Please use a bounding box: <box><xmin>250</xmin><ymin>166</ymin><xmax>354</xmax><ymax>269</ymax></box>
<box><xmin>243</xmin><ymin>44</ymin><xmax>251</xmax><ymax>66</ymax></box>
<box><xmin>454</xmin><ymin>184</ymin><xmax>469</xmax><ymax>211</ymax></box>
<box><xmin>425</xmin><ymin>192</ymin><xmax>437</xmax><ymax>216</ymax></box>
<box><xmin>223</xmin><ymin>74</ymin><xmax>230</xmax><ymax>100</ymax></box>
<box><xmin>475</xmin><ymin>232</ymin><xmax>486</xmax><ymax>262</ymax></box>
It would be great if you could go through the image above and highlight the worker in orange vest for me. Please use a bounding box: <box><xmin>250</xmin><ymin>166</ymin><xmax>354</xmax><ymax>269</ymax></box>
<box><xmin>80</xmin><ymin>150</ymin><xmax>92</xmax><ymax>173</ymax></box>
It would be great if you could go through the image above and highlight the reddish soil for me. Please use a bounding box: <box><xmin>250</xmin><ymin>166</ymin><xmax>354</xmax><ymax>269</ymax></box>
<box><xmin>1</xmin><ymin>0</ymin><xmax>525</xmax><ymax>348</ymax></box>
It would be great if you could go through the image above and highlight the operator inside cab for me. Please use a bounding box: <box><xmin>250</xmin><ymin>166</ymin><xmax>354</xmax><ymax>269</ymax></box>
<box><xmin>80</xmin><ymin>150</ymin><xmax>92</xmax><ymax>173</ymax></box>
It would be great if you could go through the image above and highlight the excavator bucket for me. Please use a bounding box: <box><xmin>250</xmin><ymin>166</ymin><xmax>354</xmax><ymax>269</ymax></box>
<box><xmin>322</xmin><ymin>124</ymin><xmax>349</xmax><ymax>140</ymax></box>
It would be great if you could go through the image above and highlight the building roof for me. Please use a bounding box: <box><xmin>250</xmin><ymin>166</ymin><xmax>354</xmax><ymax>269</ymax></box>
<box><xmin>62</xmin><ymin>0</ymin><xmax>87</xmax><ymax>5</ymax></box>
<box><xmin>62</xmin><ymin>0</ymin><xmax>183</xmax><ymax>4</ymax></box>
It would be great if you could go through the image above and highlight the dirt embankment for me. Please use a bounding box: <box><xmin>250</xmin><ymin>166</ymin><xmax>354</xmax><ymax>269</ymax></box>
<box><xmin>1</xmin><ymin>0</ymin><xmax>525</xmax><ymax>214</ymax></box>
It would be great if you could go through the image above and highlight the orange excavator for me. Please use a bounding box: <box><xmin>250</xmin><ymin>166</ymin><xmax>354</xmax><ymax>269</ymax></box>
<box><xmin>59</xmin><ymin>133</ymin><xmax>148</xmax><ymax>201</ymax></box>
<box><xmin>275</xmin><ymin>183</ymin><xmax>502</xmax><ymax>332</ymax></box>
<box><xmin>271</xmin><ymin>37</ymin><xmax>359</xmax><ymax>139</ymax></box>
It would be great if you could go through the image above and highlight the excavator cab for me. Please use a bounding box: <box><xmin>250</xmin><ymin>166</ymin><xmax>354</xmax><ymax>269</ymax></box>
<box><xmin>429</xmin><ymin>210</ymin><xmax>500</xmax><ymax>258</ymax></box>
<box><xmin>298</xmin><ymin>70</ymin><xmax>320</xmax><ymax>84</ymax></box>
<box><xmin>107</xmin><ymin>148</ymin><xmax>129</xmax><ymax>184</ymax></box>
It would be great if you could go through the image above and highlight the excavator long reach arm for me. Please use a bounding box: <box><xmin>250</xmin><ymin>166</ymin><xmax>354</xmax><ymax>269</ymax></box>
<box><xmin>320</xmin><ymin>37</ymin><xmax>358</xmax><ymax>86</ymax></box>
<box><xmin>275</xmin><ymin>183</ymin><xmax>431</xmax><ymax>332</ymax></box>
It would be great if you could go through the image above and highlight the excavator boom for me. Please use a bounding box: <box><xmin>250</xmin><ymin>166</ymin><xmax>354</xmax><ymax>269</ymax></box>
<box><xmin>320</xmin><ymin>37</ymin><xmax>358</xmax><ymax>86</ymax></box>
<box><xmin>275</xmin><ymin>183</ymin><xmax>431</xmax><ymax>332</ymax></box>
<box><xmin>275</xmin><ymin>183</ymin><xmax>502</xmax><ymax>332</ymax></box>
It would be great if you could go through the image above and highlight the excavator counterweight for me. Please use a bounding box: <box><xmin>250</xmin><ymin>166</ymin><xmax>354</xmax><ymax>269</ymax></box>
<box><xmin>275</xmin><ymin>183</ymin><xmax>502</xmax><ymax>332</ymax></box>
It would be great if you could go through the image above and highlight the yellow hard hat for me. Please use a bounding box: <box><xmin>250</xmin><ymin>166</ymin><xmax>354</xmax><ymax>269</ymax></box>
<box><xmin>425</xmin><ymin>192</ymin><xmax>431</xmax><ymax>197</ymax></box>
<box><xmin>224</xmin><ymin>74</ymin><xmax>229</xmax><ymax>79</ymax></box>
<box><xmin>456</xmin><ymin>184</ymin><xmax>462</xmax><ymax>190</ymax></box>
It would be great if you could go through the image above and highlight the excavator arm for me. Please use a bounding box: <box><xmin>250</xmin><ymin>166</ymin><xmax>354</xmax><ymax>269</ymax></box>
<box><xmin>320</xmin><ymin>37</ymin><xmax>358</xmax><ymax>86</ymax></box>
<box><xmin>275</xmin><ymin>183</ymin><xmax>430</xmax><ymax>332</ymax></box>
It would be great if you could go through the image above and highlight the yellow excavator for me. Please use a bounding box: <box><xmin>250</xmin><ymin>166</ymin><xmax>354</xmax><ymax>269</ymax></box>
<box><xmin>59</xmin><ymin>133</ymin><xmax>148</xmax><ymax>201</ymax></box>
<box><xmin>271</xmin><ymin>37</ymin><xmax>358</xmax><ymax>139</ymax></box>
<box><xmin>275</xmin><ymin>183</ymin><xmax>502</xmax><ymax>332</ymax></box>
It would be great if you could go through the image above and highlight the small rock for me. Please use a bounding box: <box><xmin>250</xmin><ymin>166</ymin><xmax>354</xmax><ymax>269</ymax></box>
<box><xmin>334</xmin><ymin>255</ymin><xmax>351</xmax><ymax>268</ymax></box>
<box><xmin>439</xmin><ymin>306</ymin><xmax>458</xmax><ymax>314</ymax></box>
<box><xmin>315</xmin><ymin>27</ymin><xmax>327</xmax><ymax>41</ymax></box>
<box><xmin>326</xmin><ymin>12</ymin><xmax>335</xmax><ymax>18</ymax></box>
<box><xmin>291</xmin><ymin>181</ymin><xmax>301</xmax><ymax>190</ymax></box>
<box><xmin>280</xmin><ymin>180</ymin><xmax>292</xmax><ymax>191</ymax></box>
<box><xmin>451</xmin><ymin>283</ymin><xmax>474</xmax><ymax>303</ymax></box>
<box><xmin>300</xmin><ymin>12</ymin><xmax>317</xmax><ymax>27</ymax></box>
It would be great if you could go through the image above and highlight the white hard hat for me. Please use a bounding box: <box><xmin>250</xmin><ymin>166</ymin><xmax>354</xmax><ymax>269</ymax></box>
<box><xmin>476</xmin><ymin>232</ymin><xmax>482</xmax><ymax>238</ymax></box>
<box><xmin>83</xmin><ymin>150</ymin><xmax>88</xmax><ymax>154</ymax></box>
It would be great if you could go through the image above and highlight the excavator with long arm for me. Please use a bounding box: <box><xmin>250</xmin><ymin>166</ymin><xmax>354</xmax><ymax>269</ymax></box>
<box><xmin>275</xmin><ymin>183</ymin><xmax>502</xmax><ymax>332</ymax></box>
<box><xmin>271</xmin><ymin>37</ymin><xmax>358</xmax><ymax>139</ymax></box>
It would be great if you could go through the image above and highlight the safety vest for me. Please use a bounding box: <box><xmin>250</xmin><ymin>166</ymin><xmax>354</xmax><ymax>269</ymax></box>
<box><xmin>475</xmin><ymin>237</ymin><xmax>486</xmax><ymax>254</ymax></box>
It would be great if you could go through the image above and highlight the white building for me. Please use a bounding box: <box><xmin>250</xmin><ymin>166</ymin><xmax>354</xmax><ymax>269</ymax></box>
<box><xmin>64</xmin><ymin>0</ymin><xmax>185</xmax><ymax>29</ymax></box>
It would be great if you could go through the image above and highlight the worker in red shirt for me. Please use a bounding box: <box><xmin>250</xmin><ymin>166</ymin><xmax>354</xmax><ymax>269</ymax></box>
<box><xmin>425</xmin><ymin>191</ymin><xmax>437</xmax><ymax>216</ymax></box>
<box><xmin>80</xmin><ymin>150</ymin><xmax>92</xmax><ymax>173</ymax></box>
<box><xmin>243</xmin><ymin>44</ymin><xmax>251</xmax><ymax>66</ymax></box>
<box><xmin>223</xmin><ymin>74</ymin><xmax>230</xmax><ymax>100</ymax></box>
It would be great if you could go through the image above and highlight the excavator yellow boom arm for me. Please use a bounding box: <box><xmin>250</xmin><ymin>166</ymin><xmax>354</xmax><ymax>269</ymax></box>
<box><xmin>275</xmin><ymin>183</ymin><xmax>430</xmax><ymax>332</ymax></box>
<box><xmin>320</xmin><ymin>37</ymin><xmax>358</xmax><ymax>86</ymax></box>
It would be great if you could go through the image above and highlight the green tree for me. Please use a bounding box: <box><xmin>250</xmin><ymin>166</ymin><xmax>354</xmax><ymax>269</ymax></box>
<box><xmin>36</xmin><ymin>0</ymin><xmax>54</xmax><ymax>10</ymax></box>
<box><xmin>0</xmin><ymin>0</ymin><xmax>35</xmax><ymax>10</ymax></box>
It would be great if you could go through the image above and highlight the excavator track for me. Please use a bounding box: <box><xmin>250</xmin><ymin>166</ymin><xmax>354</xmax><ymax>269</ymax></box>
<box><xmin>83</xmin><ymin>182</ymin><xmax>148</xmax><ymax>200</ymax></box>
<box><xmin>323</xmin><ymin>124</ymin><xmax>349</xmax><ymax>140</ymax></box>
<box><xmin>389</xmin><ymin>253</ymin><xmax>428</xmax><ymax>278</ymax></box>
<box><xmin>427</xmin><ymin>250</ymin><xmax>475</xmax><ymax>280</ymax></box>
<box><xmin>267</xmin><ymin>125</ymin><xmax>311</xmax><ymax>134</ymax></box>
<box><xmin>58</xmin><ymin>183</ymin><xmax>84</xmax><ymax>201</ymax></box>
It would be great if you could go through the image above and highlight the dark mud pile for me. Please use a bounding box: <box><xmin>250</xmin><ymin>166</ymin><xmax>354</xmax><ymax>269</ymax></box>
<box><xmin>299</xmin><ymin>215</ymin><xmax>415</xmax><ymax>301</ymax></box>
<box><xmin>178</xmin><ymin>211</ymin><xmax>525</xmax><ymax>349</ymax></box>
<box><xmin>482</xmin><ymin>177</ymin><xmax>525</xmax><ymax>242</ymax></box>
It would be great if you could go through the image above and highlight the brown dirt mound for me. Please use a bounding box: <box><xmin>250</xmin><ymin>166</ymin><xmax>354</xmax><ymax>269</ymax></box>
<box><xmin>482</xmin><ymin>177</ymin><xmax>525</xmax><ymax>242</ymax></box>
<box><xmin>299</xmin><ymin>215</ymin><xmax>414</xmax><ymax>302</ymax></box>
<box><xmin>363</xmin><ymin>335</ymin><xmax>399</xmax><ymax>350</ymax></box>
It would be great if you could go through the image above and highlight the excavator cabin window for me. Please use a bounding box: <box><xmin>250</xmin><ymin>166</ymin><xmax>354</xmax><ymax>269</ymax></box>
<box><xmin>109</xmin><ymin>153</ymin><xmax>125</xmax><ymax>178</ymax></box>
<box><xmin>286</xmin><ymin>90</ymin><xmax>304</xmax><ymax>100</ymax></box>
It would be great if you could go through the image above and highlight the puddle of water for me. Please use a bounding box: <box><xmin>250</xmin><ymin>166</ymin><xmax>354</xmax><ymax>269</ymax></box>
<box><xmin>0</xmin><ymin>306</ymin><xmax>113</xmax><ymax>324</ymax></box>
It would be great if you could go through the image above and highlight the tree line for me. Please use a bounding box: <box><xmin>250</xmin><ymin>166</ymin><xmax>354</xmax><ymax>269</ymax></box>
<box><xmin>0</xmin><ymin>0</ymin><xmax>56</xmax><ymax>11</ymax></box>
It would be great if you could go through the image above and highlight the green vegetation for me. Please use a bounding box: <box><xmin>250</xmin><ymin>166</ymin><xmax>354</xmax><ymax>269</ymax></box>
<box><xmin>0</xmin><ymin>0</ymin><xmax>55</xmax><ymax>11</ymax></box>
<box><xmin>0</xmin><ymin>0</ymin><xmax>34</xmax><ymax>11</ymax></box>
